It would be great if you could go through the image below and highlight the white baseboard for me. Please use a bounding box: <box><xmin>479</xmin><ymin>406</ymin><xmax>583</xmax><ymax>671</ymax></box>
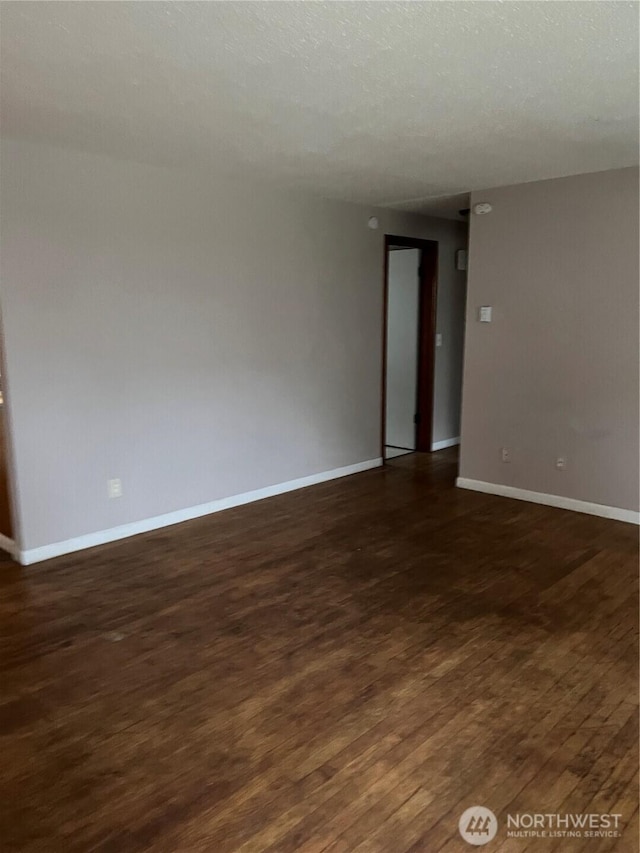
<box><xmin>18</xmin><ymin>457</ymin><xmax>383</xmax><ymax>566</ymax></box>
<box><xmin>456</xmin><ymin>477</ymin><xmax>640</xmax><ymax>525</ymax></box>
<box><xmin>0</xmin><ymin>533</ymin><xmax>18</xmax><ymax>561</ymax></box>
<box><xmin>431</xmin><ymin>436</ymin><xmax>460</xmax><ymax>451</ymax></box>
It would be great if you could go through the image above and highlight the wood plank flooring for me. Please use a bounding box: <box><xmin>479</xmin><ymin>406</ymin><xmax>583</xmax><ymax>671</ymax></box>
<box><xmin>0</xmin><ymin>448</ymin><xmax>637</xmax><ymax>852</ymax></box>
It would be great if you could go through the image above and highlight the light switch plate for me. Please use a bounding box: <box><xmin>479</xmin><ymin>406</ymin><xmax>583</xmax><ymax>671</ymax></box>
<box><xmin>435</xmin><ymin>333</ymin><xmax>443</xmax><ymax>347</ymax></box>
<box><xmin>479</xmin><ymin>306</ymin><xmax>492</xmax><ymax>322</ymax></box>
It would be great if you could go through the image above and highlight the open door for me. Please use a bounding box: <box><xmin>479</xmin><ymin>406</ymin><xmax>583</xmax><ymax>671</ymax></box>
<box><xmin>415</xmin><ymin>240</ymin><xmax>438</xmax><ymax>452</ymax></box>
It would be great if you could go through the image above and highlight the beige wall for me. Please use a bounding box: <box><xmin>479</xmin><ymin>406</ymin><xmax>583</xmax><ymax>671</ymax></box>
<box><xmin>459</xmin><ymin>167</ymin><xmax>639</xmax><ymax>513</ymax></box>
<box><xmin>0</xmin><ymin>139</ymin><xmax>466</xmax><ymax>553</ymax></box>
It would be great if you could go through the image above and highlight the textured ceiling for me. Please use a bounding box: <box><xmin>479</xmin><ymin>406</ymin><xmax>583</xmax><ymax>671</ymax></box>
<box><xmin>1</xmin><ymin>1</ymin><xmax>638</xmax><ymax>217</ymax></box>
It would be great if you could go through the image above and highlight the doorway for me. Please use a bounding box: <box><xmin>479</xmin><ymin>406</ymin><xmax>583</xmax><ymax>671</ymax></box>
<box><xmin>381</xmin><ymin>235</ymin><xmax>439</xmax><ymax>461</ymax></box>
<box><xmin>0</xmin><ymin>396</ymin><xmax>14</xmax><ymax>541</ymax></box>
<box><xmin>0</xmin><ymin>328</ymin><xmax>17</xmax><ymax>555</ymax></box>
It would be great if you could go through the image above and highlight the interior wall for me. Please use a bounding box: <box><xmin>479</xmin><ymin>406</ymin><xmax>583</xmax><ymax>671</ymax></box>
<box><xmin>385</xmin><ymin>248</ymin><xmax>419</xmax><ymax>450</ymax></box>
<box><xmin>459</xmin><ymin>166</ymin><xmax>639</xmax><ymax>512</ymax></box>
<box><xmin>0</xmin><ymin>138</ymin><xmax>467</xmax><ymax>553</ymax></box>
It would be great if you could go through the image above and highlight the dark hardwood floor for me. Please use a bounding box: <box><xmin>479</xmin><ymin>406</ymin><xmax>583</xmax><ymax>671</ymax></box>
<box><xmin>0</xmin><ymin>448</ymin><xmax>637</xmax><ymax>852</ymax></box>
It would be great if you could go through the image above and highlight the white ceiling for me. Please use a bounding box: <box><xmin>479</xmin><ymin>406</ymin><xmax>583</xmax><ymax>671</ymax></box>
<box><xmin>2</xmin><ymin>2</ymin><xmax>638</xmax><ymax>219</ymax></box>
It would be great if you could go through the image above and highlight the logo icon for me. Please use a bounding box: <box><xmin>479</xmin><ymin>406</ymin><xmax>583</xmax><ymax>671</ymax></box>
<box><xmin>458</xmin><ymin>806</ymin><xmax>498</xmax><ymax>846</ymax></box>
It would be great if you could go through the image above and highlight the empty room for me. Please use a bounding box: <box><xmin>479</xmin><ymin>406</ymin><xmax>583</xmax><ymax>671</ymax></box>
<box><xmin>0</xmin><ymin>2</ymin><xmax>638</xmax><ymax>851</ymax></box>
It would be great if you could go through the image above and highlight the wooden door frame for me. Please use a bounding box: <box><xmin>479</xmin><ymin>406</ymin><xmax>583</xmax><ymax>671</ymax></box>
<box><xmin>381</xmin><ymin>235</ymin><xmax>439</xmax><ymax>460</ymax></box>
